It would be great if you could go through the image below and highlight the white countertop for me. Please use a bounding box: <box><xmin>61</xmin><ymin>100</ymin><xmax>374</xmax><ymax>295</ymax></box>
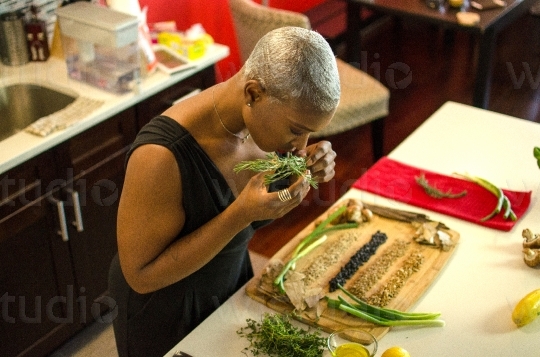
<box><xmin>165</xmin><ymin>102</ymin><xmax>540</xmax><ymax>357</ymax></box>
<box><xmin>0</xmin><ymin>44</ymin><xmax>229</xmax><ymax>175</ymax></box>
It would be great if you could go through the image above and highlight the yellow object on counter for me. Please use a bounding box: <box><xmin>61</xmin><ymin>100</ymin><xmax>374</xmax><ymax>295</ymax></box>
<box><xmin>448</xmin><ymin>0</ymin><xmax>464</xmax><ymax>8</ymax></box>
<box><xmin>512</xmin><ymin>288</ymin><xmax>540</xmax><ymax>327</ymax></box>
<box><xmin>333</xmin><ymin>343</ymin><xmax>371</xmax><ymax>357</ymax></box>
<box><xmin>157</xmin><ymin>32</ymin><xmax>213</xmax><ymax>60</ymax></box>
<box><xmin>50</xmin><ymin>21</ymin><xmax>64</xmax><ymax>59</ymax></box>
<box><xmin>381</xmin><ymin>346</ymin><xmax>411</xmax><ymax>357</ymax></box>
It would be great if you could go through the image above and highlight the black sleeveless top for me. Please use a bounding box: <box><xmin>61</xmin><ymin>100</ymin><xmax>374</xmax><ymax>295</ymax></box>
<box><xmin>108</xmin><ymin>116</ymin><xmax>270</xmax><ymax>357</ymax></box>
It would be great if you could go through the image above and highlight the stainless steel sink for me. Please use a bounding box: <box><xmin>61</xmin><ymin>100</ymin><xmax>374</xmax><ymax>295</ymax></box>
<box><xmin>0</xmin><ymin>83</ymin><xmax>78</xmax><ymax>141</ymax></box>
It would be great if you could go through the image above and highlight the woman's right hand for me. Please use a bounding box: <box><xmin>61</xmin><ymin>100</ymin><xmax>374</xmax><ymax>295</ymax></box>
<box><xmin>235</xmin><ymin>171</ymin><xmax>311</xmax><ymax>222</ymax></box>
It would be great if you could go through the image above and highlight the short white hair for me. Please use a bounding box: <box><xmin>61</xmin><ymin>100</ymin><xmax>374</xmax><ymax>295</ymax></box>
<box><xmin>242</xmin><ymin>27</ymin><xmax>340</xmax><ymax>113</ymax></box>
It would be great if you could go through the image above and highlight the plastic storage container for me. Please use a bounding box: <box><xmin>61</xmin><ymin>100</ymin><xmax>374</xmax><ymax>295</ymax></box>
<box><xmin>56</xmin><ymin>2</ymin><xmax>140</xmax><ymax>94</ymax></box>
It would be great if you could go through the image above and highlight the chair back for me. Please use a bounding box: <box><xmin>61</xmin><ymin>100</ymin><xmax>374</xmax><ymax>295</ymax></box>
<box><xmin>229</xmin><ymin>0</ymin><xmax>311</xmax><ymax>63</ymax></box>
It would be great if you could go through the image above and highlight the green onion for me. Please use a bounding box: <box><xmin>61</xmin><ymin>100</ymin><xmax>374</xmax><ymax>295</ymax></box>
<box><xmin>337</xmin><ymin>302</ymin><xmax>445</xmax><ymax>327</ymax></box>
<box><xmin>454</xmin><ymin>173</ymin><xmax>516</xmax><ymax>221</ymax></box>
<box><xmin>326</xmin><ymin>286</ymin><xmax>445</xmax><ymax>327</ymax></box>
<box><xmin>336</xmin><ymin>285</ymin><xmax>441</xmax><ymax>321</ymax></box>
<box><xmin>274</xmin><ymin>205</ymin><xmax>359</xmax><ymax>294</ymax></box>
<box><xmin>274</xmin><ymin>235</ymin><xmax>328</xmax><ymax>294</ymax></box>
<box><xmin>292</xmin><ymin>205</ymin><xmax>352</xmax><ymax>258</ymax></box>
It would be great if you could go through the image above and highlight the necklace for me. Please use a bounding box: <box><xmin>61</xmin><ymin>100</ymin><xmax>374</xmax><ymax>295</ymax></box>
<box><xmin>212</xmin><ymin>86</ymin><xmax>250</xmax><ymax>143</ymax></box>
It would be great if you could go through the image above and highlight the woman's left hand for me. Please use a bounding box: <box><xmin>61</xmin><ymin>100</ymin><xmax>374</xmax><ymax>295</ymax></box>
<box><xmin>297</xmin><ymin>141</ymin><xmax>336</xmax><ymax>183</ymax></box>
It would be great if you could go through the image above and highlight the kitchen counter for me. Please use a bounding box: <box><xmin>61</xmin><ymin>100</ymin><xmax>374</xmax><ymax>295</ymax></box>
<box><xmin>0</xmin><ymin>44</ymin><xmax>229</xmax><ymax>175</ymax></box>
<box><xmin>165</xmin><ymin>102</ymin><xmax>540</xmax><ymax>357</ymax></box>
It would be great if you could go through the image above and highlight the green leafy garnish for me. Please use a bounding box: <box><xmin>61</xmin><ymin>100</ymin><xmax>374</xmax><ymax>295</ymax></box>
<box><xmin>534</xmin><ymin>146</ymin><xmax>540</xmax><ymax>169</ymax></box>
<box><xmin>237</xmin><ymin>313</ymin><xmax>326</xmax><ymax>357</ymax></box>
<box><xmin>234</xmin><ymin>152</ymin><xmax>318</xmax><ymax>188</ymax></box>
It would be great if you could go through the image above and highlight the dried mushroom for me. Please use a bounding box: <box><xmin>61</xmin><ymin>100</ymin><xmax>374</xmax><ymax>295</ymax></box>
<box><xmin>522</xmin><ymin>229</ymin><xmax>540</xmax><ymax>267</ymax></box>
<box><xmin>522</xmin><ymin>228</ymin><xmax>540</xmax><ymax>249</ymax></box>
<box><xmin>317</xmin><ymin>199</ymin><xmax>372</xmax><ymax>226</ymax></box>
<box><xmin>412</xmin><ymin>221</ymin><xmax>454</xmax><ymax>251</ymax></box>
<box><xmin>523</xmin><ymin>248</ymin><xmax>540</xmax><ymax>268</ymax></box>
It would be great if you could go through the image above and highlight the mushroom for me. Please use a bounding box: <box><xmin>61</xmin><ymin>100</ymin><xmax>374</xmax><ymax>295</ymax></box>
<box><xmin>522</xmin><ymin>229</ymin><xmax>540</xmax><ymax>249</ymax></box>
<box><xmin>523</xmin><ymin>248</ymin><xmax>540</xmax><ymax>268</ymax></box>
<box><xmin>361</xmin><ymin>208</ymin><xmax>373</xmax><ymax>222</ymax></box>
<box><xmin>345</xmin><ymin>205</ymin><xmax>363</xmax><ymax>223</ymax></box>
<box><xmin>413</xmin><ymin>221</ymin><xmax>454</xmax><ymax>250</ymax></box>
<box><xmin>435</xmin><ymin>229</ymin><xmax>454</xmax><ymax>252</ymax></box>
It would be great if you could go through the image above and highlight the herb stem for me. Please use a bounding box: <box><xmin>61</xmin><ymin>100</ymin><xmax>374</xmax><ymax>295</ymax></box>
<box><xmin>415</xmin><ymin>173</ymin><xmax>467</xmax><ymax>199</ymax></box>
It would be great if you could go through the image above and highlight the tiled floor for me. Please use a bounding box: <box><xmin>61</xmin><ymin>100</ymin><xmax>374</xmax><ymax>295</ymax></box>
<box><xmin>50</xmin><ymin>251</ymin><xmax>269</xmax><ymax>357</ymax></box>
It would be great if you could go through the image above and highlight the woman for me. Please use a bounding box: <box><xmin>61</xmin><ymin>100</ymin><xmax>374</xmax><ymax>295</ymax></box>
<box><xmin>108</xmin><ymin>26</ymin><xmax>341</xmax><ymax>357</ymax></box>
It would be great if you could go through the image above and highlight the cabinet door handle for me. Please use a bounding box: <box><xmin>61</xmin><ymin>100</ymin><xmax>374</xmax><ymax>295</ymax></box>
<box><xmin>67</xmin><ymin>189</ymin><xmax>84</xmax><ymax>232</ymax></box>
<box><xmin>52</xmin><ymin>198</ymin><xmax>70</xmax><ymax>242</ymax></box>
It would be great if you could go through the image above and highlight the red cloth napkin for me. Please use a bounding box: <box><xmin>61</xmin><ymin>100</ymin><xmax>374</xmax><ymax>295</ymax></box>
<box><xmin>352</xmin><ymin>157</ymin><xmax>532</xmax><ymax>231</ymax></box>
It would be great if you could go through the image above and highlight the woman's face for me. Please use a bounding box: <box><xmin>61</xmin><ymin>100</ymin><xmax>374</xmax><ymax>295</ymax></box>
<box><xmin>246</xmin><ymin>95</ymin><xmax>335</xmax><ymax>153</ymax></box>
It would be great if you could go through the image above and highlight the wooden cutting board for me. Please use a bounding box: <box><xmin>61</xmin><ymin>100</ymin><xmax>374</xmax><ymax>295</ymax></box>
<box><xmin>245</xmin><ymin>198</ymin><xmax>460</xmax><ymax>342</ymax></box>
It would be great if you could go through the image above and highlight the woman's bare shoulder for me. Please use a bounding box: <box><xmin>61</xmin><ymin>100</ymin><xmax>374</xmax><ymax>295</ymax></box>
<box><xmin>124</xmin><ymin>144</ymin><xmax>182</xmax><ymax>201</ymax></box>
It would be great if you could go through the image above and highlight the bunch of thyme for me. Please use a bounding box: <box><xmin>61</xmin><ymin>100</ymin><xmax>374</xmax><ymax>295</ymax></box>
<box><xmin>237</xmin><ymin>313</ymin><xmax>326</xmax><ymax>357</ymax></box>
<box><xmin>234</xmin><ymin>153</ymin><xmax>318</xmax><ymax>188</ymax></box>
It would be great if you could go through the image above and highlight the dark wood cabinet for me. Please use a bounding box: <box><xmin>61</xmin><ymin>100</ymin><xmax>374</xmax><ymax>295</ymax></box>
<box><xmin>0</xmin><ymin>109</ymin><xmax>135</xmax><ymax>357</ymax></box>
<box><xmin>0</xmin><ymin>154</ymin><xmax>78</xmax><ymax>357</ymax></box>
<box><xmin>0</xmin><ymin>66</ymin><xmax>216</xmax><ymax>357</ymax></box>
<box><xmin>136</xmin><ymin>66</ymin><xmax>215</xmax><ymax>129</ymax></box>
<box><xmin>57</xmin><ymin>108</ymin><xmax>137</xmax><ymax>322</ymax></box>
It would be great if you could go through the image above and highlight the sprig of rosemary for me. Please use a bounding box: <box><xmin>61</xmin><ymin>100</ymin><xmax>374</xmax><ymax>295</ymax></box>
<box><xmin>234</xmin><ymin>152</ymin><xmax>318</xmax><ymax>188</ymax></box>
<box><xmin>415</xmin><ymin>173</ymin><xmax>467</xmax><ymax>199</ymax></box>
<box><xmin>237</xmin><ymin>313</ymin><xmax>326</xmax><ymax>357</ymax></box>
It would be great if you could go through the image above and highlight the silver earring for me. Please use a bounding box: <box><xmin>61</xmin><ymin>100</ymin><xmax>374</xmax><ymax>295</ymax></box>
<box><xmin>247</xmin><ymin>103</ymin><xmax>251</xmax><ymax>107</ymax></box>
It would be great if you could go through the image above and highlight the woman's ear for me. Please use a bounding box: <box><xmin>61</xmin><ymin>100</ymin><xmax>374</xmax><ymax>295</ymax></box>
<box><xmin>244</xmin><ymin>80</ymin><xmax>265</xmax><ymax>106</ymax></box>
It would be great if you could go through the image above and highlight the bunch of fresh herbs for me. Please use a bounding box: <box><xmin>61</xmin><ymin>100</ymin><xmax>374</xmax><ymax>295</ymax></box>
<box><xmin>237</xmin><ymin>313</ymin><xmax>326</xmax><ymax>357</ymax></box>
<box><xmin>234</xmin><ymin>153</ymin><xmax>318</xmax><ymax>188</ymax></box>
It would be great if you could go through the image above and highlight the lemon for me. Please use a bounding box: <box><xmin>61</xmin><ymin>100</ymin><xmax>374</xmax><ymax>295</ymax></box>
<box><xmin>512</xmin><ymin>288</ymin><xmax>540</xmax><ymax>327</ymax></box>
<box><xmin>381</xmin><ymin>346</ymin><xmax>411</xmax><ymax>357</ymax></box>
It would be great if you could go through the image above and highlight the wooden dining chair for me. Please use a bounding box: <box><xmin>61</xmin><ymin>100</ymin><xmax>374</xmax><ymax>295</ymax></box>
<box><xmin>228</xmin><ymin>0</ymin><xmax>390</xmax><ymax>160</ymax></box>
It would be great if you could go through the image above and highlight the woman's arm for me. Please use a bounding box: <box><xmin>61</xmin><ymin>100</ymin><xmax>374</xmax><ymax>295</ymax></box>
<box><xmin>117</xmin><ymin>144</ymin><xmax>311</xmax><ymax>294</ymax></box>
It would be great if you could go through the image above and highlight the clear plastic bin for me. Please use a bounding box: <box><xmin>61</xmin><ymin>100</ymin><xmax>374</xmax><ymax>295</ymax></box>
<box><xmin>56</xmin><ymin>2</ymin><xmax>140</xmax><ymax>94</ymax></box>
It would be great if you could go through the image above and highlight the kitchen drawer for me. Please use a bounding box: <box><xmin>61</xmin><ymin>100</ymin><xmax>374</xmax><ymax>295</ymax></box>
<box><xmin>0</xmin><ymin>151</ymin><xmax>56</xmax><ymax>226</ymax></box>
<box><xmin>55</xmin><ymin>107</ymin><xmax>137</xmax><ymax>181</ymax></box>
